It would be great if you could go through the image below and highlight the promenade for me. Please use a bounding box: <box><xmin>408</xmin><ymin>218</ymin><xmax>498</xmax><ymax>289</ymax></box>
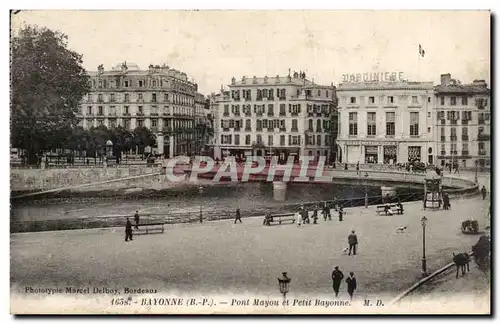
<box><xmin>11</xmin><ymin>190</ymin><xmax>489</xmax><ymax>313</ymax></box>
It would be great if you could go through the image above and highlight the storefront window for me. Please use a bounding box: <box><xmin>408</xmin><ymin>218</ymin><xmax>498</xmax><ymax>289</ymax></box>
<box><xmin>383</xmin><ymin>146</ymin><xmax>397</xmax><ymax>164</ymax></box>
<box><xmin>408</xmin><ymin>146</ymin><xmax>422</xmax><ymax>162</ymax></box>
<box><xmin>364</xmin><ymin>146</ymin><xmax>378</xmax><ymax>163</ymax></box>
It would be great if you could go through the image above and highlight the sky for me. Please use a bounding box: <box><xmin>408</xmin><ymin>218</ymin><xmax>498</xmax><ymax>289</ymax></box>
<box><xmin>11</xmin><ymin>10</ymin><xmax>490</xmax><ymax>95</ymax></box>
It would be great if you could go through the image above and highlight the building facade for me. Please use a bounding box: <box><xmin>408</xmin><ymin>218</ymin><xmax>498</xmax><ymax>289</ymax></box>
<box><xmin>434</xmin><ymin>74</ymin><xmax>490</xmax><ymax>169</ymax></box>
<box><xmin>211</xmin><ymin>71</ymin><xmax>337</xmax><ymax>162</ymax></box>
<box><xmin>336</xmin><ymin>77</ymin><xmax>435</xmax><ymax>164</ymax></box>
<box><xmin>78</xmin><ymin>62</ymin><xmax>203</xmax><ymax>158</ymax></box>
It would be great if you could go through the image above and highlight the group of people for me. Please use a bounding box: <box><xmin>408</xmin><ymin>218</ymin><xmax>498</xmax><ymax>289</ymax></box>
<box><xmin>124</xmin><ymin>210</ymin><xmax>141</xmax><ymax>242</ymax></box>
<box><xmin>332</xmin><ymin>266</ymin><xmax>357</xmax><ymax>300</ymax></box>
<box><xmin>295</xmin><ymin>202</ymin><xmax>345</xmax><ymax>226</ymax></box>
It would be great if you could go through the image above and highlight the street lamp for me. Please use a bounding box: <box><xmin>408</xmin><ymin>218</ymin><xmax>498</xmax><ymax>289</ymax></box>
<box><xmin>277</xmin><ymin>272</ymin><xmax>291</xmax><ymax>303</ymax></box>
<box><xmin>198</xmin><ymin>185</ymin><xmax>204</xmax><ymax>223</ymax></box>
<box><xmin>364</xmin><ymin>172</ymin><xmax>369</xmax><ymax>208</ymax></box>
<box><xmin>421</xmin><ymin>215</ymin><xmax>428</xmax><ymax>276</ymax></box>
<box><xmin>475</xmin><ymin>160</ymin><xmax>478</xmax><ymax>183</ymax></box>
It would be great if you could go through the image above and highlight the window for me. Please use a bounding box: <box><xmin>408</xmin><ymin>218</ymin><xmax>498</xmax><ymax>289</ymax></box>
<box><xmin>368</xmin><ymin>96</ymin><xmax>375</xmax><ymax>104</ymax></box>
<box><xmin>349</xmin><ymin>97</ymin><xmax>356</xmax><ymax>104</ymax></box>
<box><xmin>450</xmin><ymin>96</ymin><xmax>456</xmax><ymax>105</ymax></box>
<box><xmin>450</xmin><ymin>127</ymin><xmax>457</xmax><ymax>141</ymax></box>
<box><xmin>385</xmin><ymin>112</ymin><xmax>395</xmax><ymax>136</ymax></box>
<box><xmin>164</xmin><ymin>93</ymin><xmax>169</xmax><ymax>102</ymax></box>
<box><xmin>152</xmin><ymin>93</ymin><xmax>157</xmax><ymax>102</ymax></box>
<box><xmin>110</xmin><ymin>93</ymin><xmax>115</xmax><ymax>102</ymax></box>
<box><xmin>245</xmin><ymin>119</ymin><xmax>251</xmax><ymax>130</ymax></box>
<box><xmin>124</xmin><ymin>119</ymin><xmax>130</xmax><ymax>129</ymax></box>
<box><xmin>124</xmin><ymin>93</ymin><xmax>130</xmax><ymax>102</ymax></box>
<box><xmin>428</xmin><ymin>97</ymin><xmax>431</xmax><ymax>103</ymax></box>
<box><xmin>152</xmin><ymin>80</ymin><xmax>157</xmax><ymax>87</ymax></box>
<box><xmin>317</xmin><ymin>90</ymin><xmax>321</xmax><ymax>96</ymax></box>
<box><xmin>268</xmin><ymin>135</ymin><xmax>273</xmax><ymax>146</ymax></box>
<box><xmin>87</xmin><ymin>106</ymin><xmax>92</xmax><ymax>115</ymax></box>
<box><xmin>234</xmin><ymin>135</ymin><xmax>240</xmax><ymax>145</ymax></box>
<box><xmin>412</xmin><ymin>96</ymin><xmax>418</xmax><ymax>104</ymax></box>
<box><xmin>387</xmin><ymin>96</ymin><xmax>394</xmax><ymax>104</ymax></box>
<box><xmin>291</xmin><ymin>119</ymin><xmax>298</xmax><ymax>131</ymax></box>
<box><xmin>316</xmin><ymin>119</ymin><xmax>322</xmax><ymax>132</ymax></box>
<box><xmin>138</xmin><ymin>106</ymin><xmax>143</xmax><ymax>114</ymax></box>
<box><xmin>462</xmin><ymin>96</ymin><xmax>468</xmax><ymax>105</ymax></box>
<box><xmin>317</xmin><ymin>135</ymin><xmax>321</xmax><ymax>146</ymax></box>
<box><xmin>124</xmin><ymin>80</ymin><xmax>129</xmax><ymax>87</ymax></box>
<box><xmin>151</xmin><ymin>119</ymin><xmax>158</xmax><ymax>127</ymax></box>
<box><xmin>427</xmin><ymin>127</ymin><xmax>431</xmax><ymax>133</ymax></box>
<box><xmin>427</xmin><ymin>112</ymin><xmax>431</xmax><ymax>118</ymax></box>
<box><xmin>245</xmin><ymin>135</ymin><xmax>251</xmax><ymax>145</ymax></box>
<box><xmin>349</xmin><ymin>112</ymin><xmax>358</xmax><ymax>136</ymax></box>
<box><xmin>451</xmin><ymin>143</ymin><xmax>457</xmax><ymax>155</ymax></box>
<box><xmin>137</xmin><ymin>119</ymin><xmax>144</xmax><ymax>127</ymax></box>
<box><xmin>97</xmin><ymin>120</ymin><xmax>103</xmax><ymax>126</ymax></box>
<box><xmin>124</xmin><ymin>106</ymin><xmax>129</xmax><ymax>114</ymax></box>
<box><xmin>367</xmin><ymin>112</ymin><xmax>376</xmax><ymax>136</ymax></box>
<box><xmin>139</xmin><ymin>80</ymin><xmax>143</xmax><ymax>87</ymax></box>
<box><xmin>98</xmin><ymin>106</ymin><xmax>103</xmax><ymax>115</ymax></box>
<box><xmin>98</xmin><ymin>94</ymin><xmax>103</xmax><ymax>102</ymax></box>
<box><xmin>256</xmin><ymin>134</ymin><xmax>262</xmax><ymax>144</ymax></box>
<box><xmin>138</xmin><ymin>93</ymin><xmax>143</xmax><ymax>101</ymax></box>
<box><xmin>440</xmin><ymin>97</ymin><xmax>445</xmax><ymax>105</ymax></box>
<box><xmin>440</xmin><ymin>144</ymin><xmax>446</xmax><ymax>156</ymax></box>
<box><xmin>308</xmin><ymin>119</ymin><xmax>313</xmax><ymax>131</ymax></box>
<box><xmin>462</xmin><ymin>143</ymin><xmax>469</xmax><ymax>155</ymax></box>
<box><xmin>98</xmin><ymin>80</ymin><xmax>103</xmax><ymax>88</ymax></box>
<box><xmin>410</xmin><ymin>112</ymin><xmax>419</xmax><ymax>136</ymax></box>
<box><xmin>326</xmin><ymin>91</ymin><xmax>329</xmax><ymax>97</ymax></box>
<box><xmin>280</xmin><ymin>135</ymin><xmax>285</xmax><ymax>146</ymax></box>
<box><xmin>279</xmin><ymin>104</ymin><xmax>286</xmax><ymax>116</ymax></box>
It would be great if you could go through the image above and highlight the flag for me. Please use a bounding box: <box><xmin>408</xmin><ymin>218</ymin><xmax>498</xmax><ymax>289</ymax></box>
<box><xmin>419</xmin><ymin>44</ymin><xmax>425</xmax><ymax>58</ymax></box>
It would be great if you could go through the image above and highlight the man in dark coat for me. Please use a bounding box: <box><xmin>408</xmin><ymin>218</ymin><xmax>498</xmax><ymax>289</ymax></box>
<box><xmin>331</xmin><ymin>266</ymin><xmax>344</xmax><ymax>297</ymax></box>
<box><xmin>338</xmin><ymin>206</ymin><xmax>344</xmax><ymax>222</ymax></box>
<box><xmin>125</xmin><ymin>218</ymin><xmax>133</xmax><ymax>242</ymax></box>
<box><xmin>348</xmin><ymin>230</ymin><xmax>358</xmax><ymax>256</ymax></box>
<box><xmin>134</xmin><ymin>210</ymin><xmax>140</xmax><ymax>229</ymax></box>
<box><xmin>481</xmin><ymin>186</ymin><xmax>487</xmax><ymax>200</ymax></box>
<box><xmin>345</xmin><ymin>272</ymin><xmax>357</xmax><ymax>301</ymax></box>
<box><xmin>234</xmin><ymin>208</ymin><xmax>242</xmax><ymax>223</ymax></box>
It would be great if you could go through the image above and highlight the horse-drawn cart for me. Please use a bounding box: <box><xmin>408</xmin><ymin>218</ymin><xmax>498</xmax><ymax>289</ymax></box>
<box><xmin>461</xmin><ymin>220</ymin><xmax>479</xmax><ymax>234</ymax></box>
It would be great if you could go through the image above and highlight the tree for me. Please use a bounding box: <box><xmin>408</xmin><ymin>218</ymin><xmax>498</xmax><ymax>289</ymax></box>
<box><xmin>132</xmin><ymin>126</ymin><xmax>157</xmax><ymax>156</ymax></box>
<box><xmin>112</xmin><ymin>126</ymin><xmax>133</xmax><ymax>162</ymax></box>
<box><xmin>11</xmin><ymin>25</ymin><xmax>90</xmax><ymax>164</ymax></box>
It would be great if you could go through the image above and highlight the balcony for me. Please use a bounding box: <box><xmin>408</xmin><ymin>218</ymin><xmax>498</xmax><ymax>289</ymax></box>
<box><xmin>267</xmin><ymin>112</ymin><xmax>274</xmax><ymax>117</ymax></box>
<box><xmin>150</xmin><ymin>127</ymin><xmax>158</xmax><ymax>132</ymax></box>
<box><xmin>440</xmin><ymin>151</ymin><xmax>446</xmax><ymax>156</ymax></box>
<box><xmin>440</xmin><ymin>119</ymin><xmax>446</xmax><ymax>125</ymax></box>
<box><xmin>461</xmin><ymin>151</ymin><xmax>470</xmax><ymax>157</ymax></box>
<box><xmin>244</xmin><ymin>112</ymin><xmax>252</xmax><ymax>117</ymax></box>
<box><xmin>256</xmin><ymin>112</ymin><xmax>263</xmax><ymax>117</ymax></box>
<box><xmin>291</xmin><ymin>112</ymin><xmax>299</xmax><ymax>116</ymax></box>
<box><xmin>450</xmin><ymin>136</ymin><xmax>457</xmax><ymax>142</ymax></box>
<box><xmin>279</xmin><ymin>128</ymin><xmax>287</xmax><ymax>132</ymax></box>
<box><xmin>479</xmin><ymin>150</ymin><xmax>487</xmax><ymax>156</ymax></box>
<box><xmin>478</xmin><ymin>119</ymin><xmax>485</xmax><ymax>125</ymax></box>
<box><xmin>256</xmin><ymin>127</ymin><xmax>263</xmax><ymax>132</ymax></box>
<box><xmin>477</xmin><ymin>134</ymin><xmax>490</xmax><ymax>141</ymax></box>
<box><xmin>107</xmin><ymin>112</ymin><xmax>116</xmax><ymax>117</ymax></box>
<box><xmin>256</xmin><ymin>98</ymin><xmax>263</xmax><ymax>101</ymax></box>
<box><xmin>122</xmin><ymin>112</ymin><xmax>131</xmax><ymax>117</ymax></box>
<box><xmin>279</xmin><ymin>97</ymin><xmax>286</xmax><ymax>101</ymax></box>
<box><xmin>462</xmin><ymin>135</ymin><xmax>469</xmax><ymax>141</ymax></box>
<box><xmin>222</xmin><ymin>128</ymin><xmax>230</xmax><ymax>132</ymax></box>
<box><xmin>291</xmin><ymin>128</ymin><xmax>298</xmax><ymax>132</ymax></box>
<box><xmin>233</xmin><ymin>112</ymin><xmax>241</xmax><ymax>116</ymax></box>
<box><xmin>150</xmin><ymin>113</ymin><xmax>159</xmax><ymax>116</ymax></box>
<box><xmin>461</xmin><ymin>119</ymin><xmax>469</xmax><ymax>125</ymax></box>
<box><xmin>233</xmin><ymin>128</ymin><xmax>241</xmax><ymax>132</ymax></box>
<box><xmin>279</xmin><ymin>112</ymin><xmax>286</xmax><ymax>116</ymax></box>
<box><xmin>244</xmin><ymin>98</ymin><xmax>252</xmax><ymax>102</ymax></box>
<box><xmin>450</xmin><ymin>119</ymin><xmax>458</xmax><ymax>125</ymax></box>
<box><xmin>245</xmin><ymin>127</ymin><xmax>252</xmax><ymax>131</ymax></box>
<box><xmin>440</xmin><ymin>136</ymin><xmax>446</xmax><ymax>142</ymax></box>
<box><xmin>223</xmin><ymin>112</ymin><xmax>230</xmax><ymax>117</ymax></box>
<box><xmin>162</xmin><ymin>112</ymin><xmax>171</xmax><ymax>116</ymax></box>
<box><xmin>316</xmin><ymin>128</ymin><xmax>322</xmax><ymax>133</ymax></box>
<box><xmin>267</xmin><ymin>128</ymin><xmax>274</xmax><ymax>132</ymax></box>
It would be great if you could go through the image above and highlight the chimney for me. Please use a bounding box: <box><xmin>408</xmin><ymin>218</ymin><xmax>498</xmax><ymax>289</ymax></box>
<box><xmin>440</xmin><ymin>73</ymin><xmax>451</xmax><ymax>86</ymax></box>
<box><xmin>231</xmin><ymin>77</ymin><xmax>236</xmax><ymax>85</ymax></box>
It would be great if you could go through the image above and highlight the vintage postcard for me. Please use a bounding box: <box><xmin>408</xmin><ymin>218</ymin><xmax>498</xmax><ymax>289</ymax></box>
<box><xmin>9</xmin><ymin>10</ymin><xmax>491</xmax><ymax>315</ymax></box>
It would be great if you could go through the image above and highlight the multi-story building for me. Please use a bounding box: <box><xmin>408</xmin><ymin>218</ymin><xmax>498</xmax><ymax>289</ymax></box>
<box><xmin>434</xmin><ymin>73</ymin><xmax>490</xmax><ymax>169</ymax></box>
<box><xmin>79</xmin><ymin>62</ymin><xmax>199</xmax><ymax>158</ymax></box>
<box><xmin>336</xmin><ymin>74</ymin><xmax>435</xmax><ymax>164</ymax></box>
<box><xmin>193</xmin><ymin>92</ymin><xmax>211</xmax><ymax>155</ymax></box>
<box><xmin>211</xmin><ymin>71</ymin><xmax>337</xmax><ymax>162</ymax></box>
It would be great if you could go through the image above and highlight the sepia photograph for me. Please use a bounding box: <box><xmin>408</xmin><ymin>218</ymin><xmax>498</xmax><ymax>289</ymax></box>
<box><xmin>9</xmin><ymin>9</ymin><xmax>491</xmax><ymax>315</ymax></box>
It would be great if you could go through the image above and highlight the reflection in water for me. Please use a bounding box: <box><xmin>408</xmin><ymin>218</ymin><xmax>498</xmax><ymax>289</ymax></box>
<box><xmin>11</xmin><ymin>182</ymin><xmax>423</xmax><ymax>223</ymax></box>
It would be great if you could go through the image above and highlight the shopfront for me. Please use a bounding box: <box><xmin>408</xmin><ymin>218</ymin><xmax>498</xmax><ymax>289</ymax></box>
<box><xmin>383</xmin><ymin>146</ymin><xmax>397</xmax><ymax>164</ymax></box>
<box><xmin>408</xmin><ymin>146</ymin><xmax>422</xmax><ymax>162</ymax></box>
<box><xmin>364</xmin><ymin>146</ymin><xmax>378</xmax><ymax>164</ymax></box>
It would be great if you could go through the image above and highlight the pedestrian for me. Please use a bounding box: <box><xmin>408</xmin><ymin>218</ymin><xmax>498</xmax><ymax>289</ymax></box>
<box><xmin>448</xmin><ymin>163</ymin><xmax>452</xmax><ymax>173</ymax></box>
<box><xmin>312</xmin><ymin>206</ymin><xmax>318</xmax><ymax>224</ymax></box>
<box><xmin>348</xmin><ymin>230</ymin><xmax>358</xmax><ymax>256</ymax></box>
<box><xmin>322</xmin><ymin>202</ymin><xmax>329</xmax><ymax>221</ymax></box>
<box><xmin>338</xmin><ymin>206</ymin><xmax>344</xmax><ymax>222</ymax></box>
<box><xmin>481</xmin><ymin>186</ymin><xmax>487</xmax><ymax>200</ymax></box>
<box><xmin>345</xmin><ymin>272</ymin><xmax>357</xmax><ymax>301</ymax></box>
<box><xmin>125</xmin><ymin>218</ymin><xmax>133</xmax><ymax>242</ymax></box>
<box><xmin>134</xmin><ymin>210</ymin><xmax>140</xmax><ymax>229</ymax></box>
<box><xmin>331</xmin><ymin>266</ymin><xmax>344</xmax><ymax>298</ymax></box>
<box><xmin>234</xmin><ymin>208</ymin><xmax>242</xmax><ymax>223</ymax></box>
<box><xmin>344</xmin><ymin>163</ymin><xmax>348</xmax><ymax>170</ymax></box>
<box><xmin>454</xmin><ymin>164</ymin><xmax>460</xmax><ymax>175</ymax></box>
<box><xmin>296</xmin><ymin>209</ymin><xmax>302</xmax><ymax>227</ymax></box>
<box><xmin>356</xmin><ymin>162</ymin><xmax>360</xmax><ymax>175</ymax></box>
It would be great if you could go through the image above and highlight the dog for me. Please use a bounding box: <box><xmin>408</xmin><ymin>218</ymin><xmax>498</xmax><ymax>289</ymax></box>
<box><xmin>396</xmin><ymin>226</ymin><xmax>407</xmax><ymax>233</ymax></box>
<box><xmin>342</xmin><ymin>247</ymin><xmax>349</xmax><ymax>255</ymax></box>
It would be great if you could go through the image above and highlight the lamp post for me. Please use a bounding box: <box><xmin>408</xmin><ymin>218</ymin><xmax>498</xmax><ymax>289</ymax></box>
<box><xmin>421</xmin><ymin>216</ymin><xmax>428</xmax><ymax>276</ymax></box>
<box><xmin>277</xmin><ymin>272</ymin><xmax>291</xmax><ymax>303</ymax></box>
<box><xmin>364</xmin><ymin>172</ymin><xmax>369</xmax><ymax>208</ymax></box>
<box><xmin>475</xmin><ymin>160</ymin><xmax>478</xmax><ymax>183</ymax></box>
<box><xmin>198</xmin><ymin>185</ymin><xmax>204</xmax><ymax>223</ymax></box>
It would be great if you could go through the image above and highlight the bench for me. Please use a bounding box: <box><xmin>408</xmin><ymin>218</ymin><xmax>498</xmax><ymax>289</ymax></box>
<box><xmin>264</xmin><ymin>213</ymin><xmax>296</xmax><ymax>226</ymax></box>
<box><xmin>376</xmin><ymin>204</ymin><xmax>404</xmax><ymax>216</ymax></box>
<box><xmin>133</xmin><ymin>222</ymin><xmax>165</xmax><ymax>235</ymax></box>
